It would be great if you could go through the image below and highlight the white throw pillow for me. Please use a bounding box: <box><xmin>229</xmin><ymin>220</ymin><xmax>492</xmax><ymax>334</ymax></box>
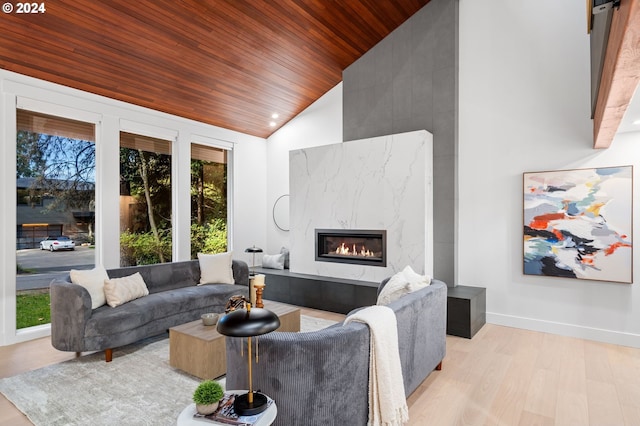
<box><xmin>401</xmin><ymin>265</ymin><xmax>431</xmax><ymax>289</ymax></box>
<box><xmin>197</xmin><ymin>251</ymin><xmax>235</xmax><ymax>284</ymax></box>
<box><xmin>103</xmin><ymin>272</ymin><xmax>149</xmax><ymax>308</ymax></box>
<box><xmin>262</xmin><ymin>253</ymin><xmax>285</xmax><ymax>270</ymax></box>
<box><xmin>70</xmin><ymin>266</ymin><xmax>109</xmax><ymax>309</ymax></box>
<box><xmin>377</xmin><ymin>272</ymin><xmax>410</xmax><ymax>305</ymax></box>
<box><xmin>376</xmin><ymin>266</ymin><xmax>431</xmax><ymax>305</ymax></box>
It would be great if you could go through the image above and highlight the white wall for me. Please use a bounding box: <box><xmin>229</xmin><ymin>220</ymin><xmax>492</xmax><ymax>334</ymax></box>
<box><xmin>459</xmin><ymin>0</ymin><xmax>640</xmax><ymax>347</ymax></box>
<box><xmin>264</xmin><ymin>83</ymin><xmax>343</xmax><ymax>255</ymax></box>
<box><xmin>232</xmin><ymin>139</ymin><xmax>268</xmax><ymax>261</ymax></box>
<box><xmin>0</xmin><ymin>69</ymin><xmax>267</xmax><ymax>345</ymax></box>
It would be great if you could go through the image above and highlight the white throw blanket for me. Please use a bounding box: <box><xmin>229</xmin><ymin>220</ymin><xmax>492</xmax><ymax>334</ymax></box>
<box><xmin>345</xmin><ymin>305</ymin><xmax>409</xmax><ymax>426</ymax></box>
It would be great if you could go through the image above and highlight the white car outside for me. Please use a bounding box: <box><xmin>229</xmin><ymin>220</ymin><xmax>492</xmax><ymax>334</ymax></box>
<box><xmin>40</xmin><ymin>236</ymin><xmax>75</xmax><ymax>251</ymax></box>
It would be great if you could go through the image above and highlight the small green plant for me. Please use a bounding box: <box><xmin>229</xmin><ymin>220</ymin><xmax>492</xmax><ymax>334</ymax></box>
<box><xmin>193</xmin><ymin>380</ymin><xmax>224</xmax><ymax>406</ymax></box>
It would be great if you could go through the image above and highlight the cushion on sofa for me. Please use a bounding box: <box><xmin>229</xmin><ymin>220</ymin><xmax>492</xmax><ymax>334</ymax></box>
<box><xmin>85</xmin><ymin>284</ymin><xmax>247</xmax><ymax>337</ymax></box>
<box><xmin>262</xmin><ymin>253</ymin><xmax>285</xmax><ymax>269</ymax></box>
<box><xmin>198</xmin><ymin>252</ymin><xmax>235</xmax><ymax>284</ymax></box>
<box><xmin>104</xmin><ymin>272</ymin><xmax>149</xmax><ymax>307</ymax></box>
<box><xmin>70</xmin><ymin>266</ymin><xmax>109</xmax><ymax>309</ymax></box>
<box><xmin>377</xmin><ymin>265</ymin><xmax>431</xmax><ymax>305</ymax></box>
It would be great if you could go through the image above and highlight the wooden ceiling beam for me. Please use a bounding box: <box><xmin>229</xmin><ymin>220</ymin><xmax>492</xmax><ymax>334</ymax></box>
<box><xmin>593</xmin><ymin>0</ymin><xmax>640</xmax><ymax>149</ymax></box>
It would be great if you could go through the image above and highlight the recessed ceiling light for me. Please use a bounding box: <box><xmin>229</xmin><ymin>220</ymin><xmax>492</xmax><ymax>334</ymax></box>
<box><xmin>633</xmin><ymin>119</ymin><xmax>640</xmax><ymax>125</ymax></box>
<box><xmin>269</xmin><ymin>121</ymin><xmax>277</xmax><ymax>127</ymax></box>
<box><xmin>271</xmin><ymin>113</ymin><xmax>279</xmax><ymax>119</ymax></box>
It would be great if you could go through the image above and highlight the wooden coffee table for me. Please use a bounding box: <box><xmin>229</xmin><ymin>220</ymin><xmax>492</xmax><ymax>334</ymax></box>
<box><xmin>263</xmin><ymin>300</ymin><xmax>301</xmax><ymax>333</ymax></box>
<box><xmin>169</xmin><ymin>300</ymin><xmax>300</xmax><ymax>379</ymax></box>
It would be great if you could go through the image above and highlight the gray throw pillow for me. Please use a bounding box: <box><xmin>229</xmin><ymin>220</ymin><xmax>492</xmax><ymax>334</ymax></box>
<box><xmin>262</xmin><ymin>253</ymin><xmax>285</xmax><ymax>270</ymax></box>
<box><xmin>280</xmin><ymin>247</ymin><xmax>290</xmax><ymax>269</ymax></box>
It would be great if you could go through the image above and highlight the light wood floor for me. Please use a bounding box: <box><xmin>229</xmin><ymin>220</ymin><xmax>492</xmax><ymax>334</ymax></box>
<box><xmin>2</xmin><ymin>308</ymin><xmax>640</xmax><ymax>425</ymax></box>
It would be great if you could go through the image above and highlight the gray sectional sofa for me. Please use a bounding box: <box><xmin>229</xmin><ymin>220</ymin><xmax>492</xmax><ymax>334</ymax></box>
<box><xmin>225</xmin><ymin>277</ymin><xmax>447</xmax><ymax>426</ymax></box>
<box><xmin>50</xmin><ymin>259</ymin><xmax>249</xmax><ymax>362</ymax></box>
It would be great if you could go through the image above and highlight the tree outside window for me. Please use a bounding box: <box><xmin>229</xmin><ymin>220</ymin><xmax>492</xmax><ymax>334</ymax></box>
<box><xmin>119</xmin><ymin>132</ymin><xmax>172</xmax><ymax>266</ymax></box>
<box><xmin>190</xmin><ymin>144</ymin><xmax>228</xmax><ymax>258</ymax></box>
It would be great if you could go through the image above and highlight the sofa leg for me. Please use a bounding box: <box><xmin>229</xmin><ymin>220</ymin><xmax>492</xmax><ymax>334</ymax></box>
<box><xmin>435</xmin><ymin>361</ymin><xmax>442</xmax><ymax>371</ymax></box>
<box><xmin>105</xmin><ymin>348</ymin><xmax>113</xmax><ymax>363</ymax></box>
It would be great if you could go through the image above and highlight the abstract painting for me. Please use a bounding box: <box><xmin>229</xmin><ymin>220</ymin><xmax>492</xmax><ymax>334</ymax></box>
<box><xmin>523</xmin><ymin>166</ymin><xmax>632</xmax><ymax>283</ymax></box>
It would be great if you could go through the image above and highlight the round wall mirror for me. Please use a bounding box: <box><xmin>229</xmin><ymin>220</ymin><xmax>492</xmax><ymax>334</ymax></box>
<box><xmin>273</xmin><ymin>194</ymin><xmax>290</xmax><ymax>231</ymax></box>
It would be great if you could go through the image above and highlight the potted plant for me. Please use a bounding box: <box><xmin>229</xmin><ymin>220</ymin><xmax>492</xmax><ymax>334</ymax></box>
<box><xmin>193</xmin><ymin>380</ymin><xmax>224</xmax><ymax>415</ymax></box>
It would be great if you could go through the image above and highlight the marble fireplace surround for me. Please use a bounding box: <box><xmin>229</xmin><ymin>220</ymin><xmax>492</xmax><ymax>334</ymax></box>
<box><xmin>289</xmin><ymin>130</ymin><xmax>433</xmax><ymax>282</ymax></box>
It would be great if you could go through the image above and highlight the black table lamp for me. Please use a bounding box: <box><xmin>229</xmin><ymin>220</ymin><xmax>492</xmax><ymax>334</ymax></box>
<box><xmin>245</xmin><ymin>246</ymin><xmax>263</xmax><ymax>276</ymax></box>
<box><xmin>217</xmin><ymin>303</ymin><xmax>280</xmax><ymax>415</ymax></box>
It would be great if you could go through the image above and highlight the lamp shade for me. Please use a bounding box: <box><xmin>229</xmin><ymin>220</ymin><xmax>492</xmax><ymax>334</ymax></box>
<box><xmin>217</xmin><ymin>308</ymin><xmax>280</xmax><ymax>337</ymax></box>
<box><xmin>245</xmin><ymin>246</ymin><xmax>263</xmax><ymax>253</ymax></box>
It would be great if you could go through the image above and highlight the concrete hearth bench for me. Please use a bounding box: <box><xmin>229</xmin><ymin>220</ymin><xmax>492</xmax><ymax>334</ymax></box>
<box><xmin>251</xmin><ymin>267</ymin><xmax>379</xmax><ymax>313</ymax></box>
<box><xmin>50</xmin><ymin>259</ymin><xmax>249</xmax><ymax>362</ymax></box>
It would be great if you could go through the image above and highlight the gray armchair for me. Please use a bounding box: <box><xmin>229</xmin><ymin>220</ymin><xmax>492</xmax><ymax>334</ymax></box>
<box><xmin>225</xmin><ymin>279</ymin><xmax>447</xmax><ymax>425</ymax></box>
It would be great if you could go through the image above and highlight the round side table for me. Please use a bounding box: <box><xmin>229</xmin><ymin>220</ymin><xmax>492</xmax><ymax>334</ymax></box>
<box><xmin>177</xmin><ymin>391</ymin><xmax>277</xmax><ymax>426</ymax></box>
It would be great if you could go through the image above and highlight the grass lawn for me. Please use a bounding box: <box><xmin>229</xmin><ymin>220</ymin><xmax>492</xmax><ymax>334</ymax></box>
<box><xmin>16</xmin><ymin>290</ymin><xmax>51</xmax><ymax>329</ymax></box>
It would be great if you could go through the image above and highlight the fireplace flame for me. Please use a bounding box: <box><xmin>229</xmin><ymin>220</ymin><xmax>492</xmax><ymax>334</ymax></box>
<box><xmin>335</xmin><ymin>242</ymin><xmax>375</xmax><ymax>257</ymax></box>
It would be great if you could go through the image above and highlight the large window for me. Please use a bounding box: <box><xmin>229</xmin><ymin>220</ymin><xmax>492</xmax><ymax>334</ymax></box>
<box><xmin>16</xmin><ymin>109</ymin><xmax>96</xmax><ymax>329</ymax></box>
<box><xmin>119</xmin><ymin>132</ymin><xmax>172</xmax><ymax>266</ymax></box>
<box><xmin>190</xmin><ymin>144</ymin><xmax>228</xmax><ymax>258</ymax></box>
<box><xmin>2</xmin><ymin>74</ymin><xmax>245</xmax><ymax>346</ymax></box>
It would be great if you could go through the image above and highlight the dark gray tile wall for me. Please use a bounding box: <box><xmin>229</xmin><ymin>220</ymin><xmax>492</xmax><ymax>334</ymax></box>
<box><xmin>342</xmin><ymin>0</ymin><xmax>458</xmax><ymax>286</ymax></box>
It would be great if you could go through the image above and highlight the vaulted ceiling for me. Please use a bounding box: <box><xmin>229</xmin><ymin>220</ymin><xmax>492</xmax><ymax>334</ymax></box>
<box><xmin>0</xmin><ymin>0</ymin><xmax>429</xmax><ymax>138</ymax></box>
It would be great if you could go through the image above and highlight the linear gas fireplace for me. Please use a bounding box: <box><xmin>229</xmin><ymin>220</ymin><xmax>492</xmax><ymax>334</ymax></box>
<box><xmin>315</xmin><ymin>229</ymin><xmax>386</xmax><ymax>267</ymax></box>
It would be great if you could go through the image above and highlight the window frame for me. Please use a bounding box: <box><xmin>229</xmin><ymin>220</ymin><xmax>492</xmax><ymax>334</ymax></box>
<box><xmin>189</xmin><ymin>138</ymin><xmax>232</xmax><ymax>257</ymax></box>
<box><xmin>118</xmin><ymin>127</ymin><xmax>176</xmax><ymax>266</ymax></box>
<box><xmin>6</xmin><ymin>97</ymin><xmax>102</xmax><ymax>343</ymax></box>
<box><xmin>0</xmin><ymin>76</ymin><xmax>241</xmax><ymax>347</ymax></box>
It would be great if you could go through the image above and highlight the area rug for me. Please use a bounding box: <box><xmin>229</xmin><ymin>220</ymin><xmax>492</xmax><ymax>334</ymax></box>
<box><xmin>0</xmin><ymin>315</ymin><xmax>338</xmax><ymax>426</ymax></box>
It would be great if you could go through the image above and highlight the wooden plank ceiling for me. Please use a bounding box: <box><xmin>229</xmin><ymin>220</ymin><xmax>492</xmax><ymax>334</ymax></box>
<box><xmin>0</xmin><ymin>0</ymin><xmax>429</xmax><ymax>138</ymax></box>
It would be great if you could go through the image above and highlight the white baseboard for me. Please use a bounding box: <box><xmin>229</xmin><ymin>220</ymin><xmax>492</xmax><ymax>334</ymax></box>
<box><xmin>487</xmin><ymin>312</ymin><xmax>640</xmax><ymax>349</ymax></box>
